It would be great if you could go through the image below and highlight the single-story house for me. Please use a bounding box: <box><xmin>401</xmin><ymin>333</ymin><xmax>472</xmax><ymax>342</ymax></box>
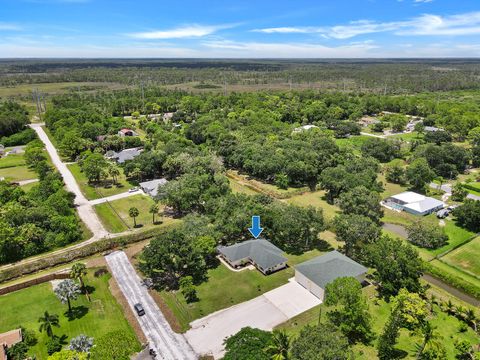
<box><xmin>1</xmin><ymin>329</ymin><xmax>22</xmax><ymax>360</ymax></box>
<box><xmin>293</xmin><ymin>124</ymin><xmax>318</xmax><ymax>133</ymax></box>
<box><xmin>384</xmin><ymin>191</ymin><xmax>445</xmax><ymax>216</ymax></box>
<box><xmin>105</xmin><ymin>147</ymin><xmax>143</xmax><ymax>164</ymax></box>
<box><xmin>295</xmin><ymin>251</ymin><xmax>367</xmax><ymax>301</ymax></box>
<box><xmin>117</xmin><ymin>128</ymin><xmax>138</xmax><ymax>137</ymax></box>
<box><xmin>217</xmin><ymin>239</ymin><xmax>288</xmax><ymax>275</ymax></box>
<box><xmin>139</xmin><ymin>178</ymin><xmax>168</xmax><ymax>197</ymax></box>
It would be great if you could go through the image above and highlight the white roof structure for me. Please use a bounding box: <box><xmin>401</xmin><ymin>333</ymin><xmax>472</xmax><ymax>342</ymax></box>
<box><xmin>390</xmin><ymin>191</ymin><xmax>426</xmax><ymax>204</ymax></box>
<box><xmin>389</xmin><ymin>191</ymin><xmax>445</xmax><ymax>215</ymax></box>
<box><xmin>403</xmin><ymin>197</ymin><xmax>445</xmax><ymax>213</ymax></box>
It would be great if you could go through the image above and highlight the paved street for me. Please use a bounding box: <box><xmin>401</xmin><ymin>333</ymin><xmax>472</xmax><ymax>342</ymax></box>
<box><xmin>185</xmin><ymin>280</ymin><xmax>321</xmax><ymax>358</ymax></box>
<box><xmin>30</xmin><ymin>123</ymin><xmax>108</xmax><ymax>239</ymax></box>
<box><xmin>105</xmin><ymin>251</ymin><xmax>197</xmax><ymax>360</ymax></box>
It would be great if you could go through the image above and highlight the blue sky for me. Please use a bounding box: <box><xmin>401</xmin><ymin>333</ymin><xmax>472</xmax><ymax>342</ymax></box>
<box><xmin>1</xmin><ymin>0</ymin><xmax>480</xmax><ymax>57</ymax></box>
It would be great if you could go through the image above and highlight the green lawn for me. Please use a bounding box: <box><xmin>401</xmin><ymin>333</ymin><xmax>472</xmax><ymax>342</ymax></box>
<box><xmin>286</xmin><ymin>190</ymin><xmax>340</xmax><ymax>221</ymax></box>
<box><xmin>0</xmin><ymin>165</ymin><xmax>37</xmax><ymax>182</ymax></box>
<box><xmin>276</xmin><ymin>285</ymin><xmax>478</xmax><ymax>359</ymax></box>
<box><xmin>160</xmin><ymin>249</ymin><xmax>324</xmax><ymax>332</ymax></box>
<box><xmin>442</xmin><ymin>236</ymin><xmax>480</xmax><ymax>277</ymax></box>
<box><xmin>95</xmin><ymin>194</ymin><xmax>177</xmax><ymax>233</ymax></box>
<box><xmin>68</xmin><ymin>163</ymin><xmax>135</xmax><ymax>200</ymax></box>
<box><xmin>0</xmin><ymin>269</ymin><xmax>140</xmax><ymax>360</ymax></box>
<box><xmin>228</xmin><ymin>177</ymin><xmax>259</xmax><ymax>195</ymax></box>
<box><xmin>226</xmin><ymin>170</ymin><xmax>308</xmax><ymax>199</ymax></box>
<box><xmin>0</xmin><ymin>153</ymin><xmax>26</xmax><ymax>168</ymax></box>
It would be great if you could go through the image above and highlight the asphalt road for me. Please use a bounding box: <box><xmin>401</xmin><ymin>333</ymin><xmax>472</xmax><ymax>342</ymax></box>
<box><xmin>30</xmin><ymin>123</ymin><xmax>108</xmax><ymax>239</ymax></box>
<box><xmin>105</xmin><ymin>251</ymin><xmax>197</xmax><ymax>360</ymax></box>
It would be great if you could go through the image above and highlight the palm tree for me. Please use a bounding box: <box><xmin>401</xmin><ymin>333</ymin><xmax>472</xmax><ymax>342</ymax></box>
<box><xmin>264</xmin><ymin>330</ymin><xmax>290</xmax><ymax>360</ymax></box>
<box><xmin>70</xmin><ymin>262</ymin><xmax>90</xmax><ymax>301</ymax></box>
<box><xmin>149</xmin><ymin>203</ymin><xmax>159</xmax><ymax>224</ymax></box>
<box><xmin>464</xmin><ymin>309</ymin><xmax>478</xmax><ymax>332</ymax></box>
<box><xmin>54</xmin><ymin>279</ymin><xmax>81</xmax><ymax>313</ymax></box>
<box><xmin>108</xmin><ymin>164</ymin><xmax>120</xmax><ymax>185</ymax></box>
<box><xmin>416</xmin><ymin>322</ymin><xmax>443</xmax><ymax>359</ymax></box>
<box><xmin>129</xmin><ymin>207</ymin><xmax>139</xmax><ymax>227</ymax></box>
<box><xmin>38</xmin><ymin>311</ymin><xmax>60</xmax><ymax>338</ymax></box>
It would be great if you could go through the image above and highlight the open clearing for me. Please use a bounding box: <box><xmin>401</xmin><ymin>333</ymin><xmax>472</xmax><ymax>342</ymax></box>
<box><xmin>68</xmin><ymin>163</ymin><xmax>136</xmax><ymax>200</ymax></box>
<box><xmin>0</xmin><ymin>269</ymin><xmax>139</xmax><ymax>359</ymax></box>
<box><xmin>442</xmin><ymin>236</ymin><xmax>480</xmax><ymax>277</ymax></box>
<box><xmin>94</xmin><ymin>194</ymin><xmax>177</xmax><ymax>233</ymax></box>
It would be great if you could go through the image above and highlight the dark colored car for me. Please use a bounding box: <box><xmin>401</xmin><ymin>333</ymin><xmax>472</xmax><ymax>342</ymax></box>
<box><xmin>134</xmin><ymin>303</ymin><xmax>145</xmax><ymax>316</ymax></box>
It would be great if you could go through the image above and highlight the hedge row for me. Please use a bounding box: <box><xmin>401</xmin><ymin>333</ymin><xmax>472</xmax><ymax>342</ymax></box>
<box><xmin>424</xmin><ymin>262</ymin><xmax>480</xmax><ymax>301</ymax></box>
<box><xmin>0</xmin><ymin>224</ymin><xmax>179</xmax><ymax>284</ymax></box>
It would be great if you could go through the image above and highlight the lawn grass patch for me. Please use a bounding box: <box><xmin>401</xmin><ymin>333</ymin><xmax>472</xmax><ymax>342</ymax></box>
<box><xmin>276</xmin><ymin>285</ymin><xmax>478</xmax><ymax>360</ymax></box>
<box><xmin>0</xmin><ymin>165</ymin><xmax>36</xmax><ymax>182</ymax></box>
<box><xmin>286</xmin><ymin>190</ymin><xmax>340</xmax><ymax>221</ymax></box>
<box><xmin>228</xmin><ymin>177</ymin><xmax>259</xmax><ymax>195</ymax></box>
<box><xmin>159</xmin><ymin>249</ymin><xmax>324</xmax><ymax>332</ymax></box>
<box><xmin>442</xmin><ymin>236</ymin><xmax>480</xmax><ymax>277</ymax></box>
<box><xmin>68</xmin><ymin>163</ymin><xmax>135</xmax><ymax>200</ymax></box>
<box><xmin>0</xmin><ymin>269</ymin><xmax>140</xmax><ymax>359</ymax></box>
<box><xmin>226</xmin><ymin>170</ymin><xmax>307</xmax><ymax>199</ymax></box>
<box><xmin>0</xmin><ymin>153</ymin><xmax>26</xmax><ymax>168</ymax></box>
<box><xmin>95</xmin><ymin>194</ymin><xmax>176</xmax><ymax>233</ymax></box>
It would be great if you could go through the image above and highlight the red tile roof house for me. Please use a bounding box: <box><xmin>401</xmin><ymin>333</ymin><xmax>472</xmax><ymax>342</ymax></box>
<box><xmin>117</xmin><ymin>128</ymin><xmax>138</xmax><ymax>137</ymax></box>
<box><xmin>0</xmin><ymin>329</ymin><xmax>22</xmax><ymax>360</ymax></box>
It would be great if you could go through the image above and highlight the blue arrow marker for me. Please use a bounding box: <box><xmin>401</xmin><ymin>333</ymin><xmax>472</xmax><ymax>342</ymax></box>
<box><xmin>248</xmin><ymin>215</ymin><xmax>263</xmax><ymax>239</ymax></box>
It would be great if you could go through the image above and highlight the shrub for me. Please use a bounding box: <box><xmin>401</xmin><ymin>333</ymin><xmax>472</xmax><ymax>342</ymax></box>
<box><xmin>0</xmin><ymin>128</ymin><xmax>36</xmax><ymax>146</ymax></box>
<box><xmin>90</xmin><ymin>330</ymin><xmax>139</xmax><ymax>360</ymax></box>
<box><xmin>46</xmin><ymin>337</ymin><xmax>62</xmax><ymax>355</ymax></box>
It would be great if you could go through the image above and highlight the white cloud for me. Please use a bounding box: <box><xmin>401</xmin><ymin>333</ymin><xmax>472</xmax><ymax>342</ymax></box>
<box><xmin>414</xmin><ymin>0</ymin><xmax>434</xmax><ymax>3</ymax></box>
<box><xmin>0</xmin><ymin>23</ymin><xmax>22</xmax><ymax>31</ymax></box>
<box><xmin>254</xmin><ymin>11</ymin><xmax>480</xmax><ymax>39</ymax></box>
<box><xmin>128</xmin><ymin>24</ymin><xmax>233</xmax><ymax>39</ymax></box>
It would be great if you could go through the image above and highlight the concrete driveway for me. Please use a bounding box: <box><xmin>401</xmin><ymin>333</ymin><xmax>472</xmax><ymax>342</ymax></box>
<box><xmin>185</xmin><ymin>279</ymin><xmax>321</xmax><ymax>359</ymax></box>
<box><xmin>89</xmin><ymin>189</ymin><xmax>146</xmax><ymax>205</ymax></box>
<box><xmin>106</xmin><ymin>251</ymin><xmax>196</xmax><ymax>360</ymax></box>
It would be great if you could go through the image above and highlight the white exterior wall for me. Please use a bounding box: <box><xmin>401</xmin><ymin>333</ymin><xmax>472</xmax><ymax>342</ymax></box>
<box><xmin>295</xmin><ymin>270</ymin><xmax>325</xmax><ymax>301</ymax></box>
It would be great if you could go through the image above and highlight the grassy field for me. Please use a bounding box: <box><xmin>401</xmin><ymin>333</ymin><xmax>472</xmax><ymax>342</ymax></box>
<box><xmin>0</xmin><ymin>82</ymin><xmax>128</xmax><ymax>98</ymax></box>
<box><xmin>286</xmin><ymin>190</ymin><xmax>340</xmax><ymax>221</ymax></box>
<box><xmin>226</xmin><ymin>170</ymin><xmax>308</xmax><ymax>199</ymax></box>
<box><xmin>68</xmin><ymin>163</ymin><xmax>135</xmax><ymax>200</ymax></box>
<box><xmin>0</xmin><ymin>269</ymin><xmax>140</xmax><ymax>360</ymax></box>
<box><xmin>442</xmin><ymin>236</ymin><xmax>480</xmax><ymax>277</ymax></box>
<box><xmin>0</xmin><ymin>165</ymin><xmax>36</xmax><ymax>182</ymax></box>
<box><xmin>429</xmin><ymin>259</ymin><xmax>480</xmax><ymax>293</ymax></box>
<box><xmin>160</xmin><ymin>249</ymin><xmax>324</xmax><ymax>332</ymax></box>
<box><xmin>228</xmin><ymin>177</ymin><xmax>259</xmax><ymax>195</ymax></box>
<box><xmin>94</xmin><ymin>194</ymin><xmax>177</xmax><ymax>233</ymax></box>
<box><xmin>276</xmin><ymin>285</ymin><xmax>479</xmax><ymax>360</ymax></box>
<box><xmin>0</xmin><ymin>153</ymin><xmax>26</xmax><ymax>168</ymax></box>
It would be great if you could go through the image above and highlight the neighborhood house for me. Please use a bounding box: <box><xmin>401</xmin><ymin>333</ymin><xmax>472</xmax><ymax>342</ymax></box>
<box><xmin>105</xmin><ymin>147</ymin><xmax>143</xmax><ymax>164</ymax></box>
<box><xmin>139</xmin><ymin>178</ymin><xmax>168</xmax><ymax>197</ymax></box>
<box><xmin>0</xmin><ymin>329</ymin><xmax>22</xmax><ymax>360</ymax></box>
<box><xmin>295</xmin><ymin>251</ymin><xmax>367</xmax><ymax>301</ymax></box>
<box><xmin>217</xmin><ymin>239</ymin><xmax>288</xmax><ymax>275</ymax></box>
<box><xmin>383</xmin><ymin>191</ymin><xmax>445</xmax><ymax>216</ymax></box>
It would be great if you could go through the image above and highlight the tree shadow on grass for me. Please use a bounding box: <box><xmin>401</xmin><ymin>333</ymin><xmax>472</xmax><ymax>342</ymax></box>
<box><xmin>65</xmin><ymin>305</ymin><xmax>89</xmax><ymax>321</ymax></box>
<box><xmin>84</xmin><ymin>285</ymin><xmax>96</xmax><ymax>295</ymax></box>
<box><xmin>58</xmin><ymin>334</ymin><xmax>69</xmax><ymax>345</ymax></box>
<box><xmin>133</xmin><ymin>224</ymin><xmax>144</xmax><ymax>229</ymax></box>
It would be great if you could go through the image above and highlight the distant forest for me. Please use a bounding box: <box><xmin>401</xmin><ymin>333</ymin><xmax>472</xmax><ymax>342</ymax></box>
<box><xmin>1</xmin><ymin>59</ymin><xmax>480</xmax><ymax>93</ymax></box>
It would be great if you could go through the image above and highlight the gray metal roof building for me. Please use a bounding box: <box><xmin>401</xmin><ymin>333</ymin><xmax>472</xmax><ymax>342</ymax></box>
<box><xmin>218</xmin><ymin>239</ymin><xmax>287</xmax><ymax>275</ymax></box>
<box><xmin>139</xmin><ymin>178</ymin><xmax>168</xmax><ymax>197</ymax></box>
<box><xmin>295</xmin><ymin>251</ymin><xmax>367</xmax><ymax>289</ymax></box>
<box><xmin>106</xmin><ymin>147</ymin><xmax>143</xmax><ymax>163</ymax></box>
